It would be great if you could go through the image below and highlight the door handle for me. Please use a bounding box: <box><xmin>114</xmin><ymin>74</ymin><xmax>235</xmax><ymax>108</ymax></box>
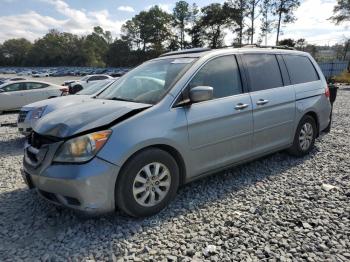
<box><xmin>256</xmin><ymin>99</ymin><xmax>269</xmax><ymax>106</ymax></box>
<box><xmin>235</xmin><ymin>103</ymin><xmax>249</xmax><ymax>110</ymax></box>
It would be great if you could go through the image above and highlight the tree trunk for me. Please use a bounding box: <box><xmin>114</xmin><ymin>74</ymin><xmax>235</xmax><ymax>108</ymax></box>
<box><xmin>239</xmin><ymin>0</ymin><xmax>244</xmax><ymax>46</ymax></box>
<box><xmin>276</xmin><ymin>1</ymin><xmax>283</xmax><ymax>45</ymax></box>
<box><xmin>265</xmin><ymin>9</ymin><xmax>268</xmax><ymax>46</ymax></box>
<box><xmin>251</xmin><ymin>2</ymin><xmax>255</xmax><ymax>44</ymax></box>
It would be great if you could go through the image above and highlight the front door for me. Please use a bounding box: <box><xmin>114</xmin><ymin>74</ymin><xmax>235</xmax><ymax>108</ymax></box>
<box><xmin>22</xmin><ymin>82</ymin><xmax>49</xmax><ymax>104</ymax></box>
<box><xmin>0</xmin><ymin>83</ymin><xmax>27</xmax><ymax>110</ymax></box>
<box><xmin>184</xmin><ymin>55</ymin><xmax>253</xmax><ymax>174</ymax></box>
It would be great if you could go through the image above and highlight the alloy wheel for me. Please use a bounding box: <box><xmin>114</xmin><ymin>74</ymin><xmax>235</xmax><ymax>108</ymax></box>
<box><xmin>132</xmin><ymin>162</ymin><xmax>171</xmax><ymax>207</ymax></box>
<box><xmin>299</xmin><ymin>122</ymin><xmax>314</xmax><ymax>151</ymax></box>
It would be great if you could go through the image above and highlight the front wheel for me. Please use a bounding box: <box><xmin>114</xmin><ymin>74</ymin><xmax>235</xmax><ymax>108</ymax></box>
<box><xmin>116</xmin><ymin>148</ymin><xmax>179</xmax><ymax>217</ymax></box>
<box><xmin>288</xmin><ymin>115</ymin><xmax>316</xmax><ymax>157</ymax></box>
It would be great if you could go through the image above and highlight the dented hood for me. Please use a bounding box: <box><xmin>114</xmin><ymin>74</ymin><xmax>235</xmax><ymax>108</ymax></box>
<box><xmin>33</xmin><ymin>99</ymin><xmax>151</xmax><ymax>138</ymax></box>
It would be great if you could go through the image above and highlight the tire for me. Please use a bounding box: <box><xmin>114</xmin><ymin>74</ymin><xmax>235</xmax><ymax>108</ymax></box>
<box><xmin>116</xmin><ymin>148</ymin><xmax>179</xmax><ymax>217</ymax></box>
<box><xmin>288</xmin><ymin>115</ymin><xmax>317</xmax><ymax>157</ymax></box>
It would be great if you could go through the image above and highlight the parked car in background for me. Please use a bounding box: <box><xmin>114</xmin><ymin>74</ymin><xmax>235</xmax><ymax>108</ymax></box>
<box><xmin>17</xmin><ymin>70</ymin><xmax>33</xmax><ymax>76</ymax></box>
<box><xmin>32</xmin><ymin>71</ymin><xmax>50</xmax><ymax>77</ymax></box>
<box><xmin>17</xmin><ymin>79</ymin><xmax>117</xmax><ymax>135</ymax></box>
<box><xmin>0</xmin><ymin>77</ymin><xmax>26</xmax><ymax>85</ymax></box>
<box><xmin>22</xmin><ymin>47</ymin><xmax>333</xmax><ymax>217</ymax></box>
<box><xmin>63</xmin><ymin>75</ymin><xmax>113</xmax><ymax>93</ymax></box>
<box><xmin>0</xmin><ymin>81</ymin><xmax>68</xmax><ymax>114</ymax></box>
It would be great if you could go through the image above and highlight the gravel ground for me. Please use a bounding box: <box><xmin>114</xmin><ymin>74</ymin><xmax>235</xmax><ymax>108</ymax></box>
<box><xmin>0</xmin><ymin>88</ymin><xmax>349</xmax><ymax>261</ymax></box>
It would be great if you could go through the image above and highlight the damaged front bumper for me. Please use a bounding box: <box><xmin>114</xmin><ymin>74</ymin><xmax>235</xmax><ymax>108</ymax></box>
<box><xmin>22</xmin><ymin>138</ymin><xmax>120</xmax><ymax>215</ymax></box>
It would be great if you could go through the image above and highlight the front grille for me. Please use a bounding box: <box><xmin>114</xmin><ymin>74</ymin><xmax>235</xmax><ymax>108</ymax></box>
<box><xmin>18</xmin><ymin>111</ymin><xmax>29</xmax><ymax>123</ymax></box>
<box><xmin>28</xmin><ymin>132</ymin><xmax>59</xmax><ymax>149</ymax></box>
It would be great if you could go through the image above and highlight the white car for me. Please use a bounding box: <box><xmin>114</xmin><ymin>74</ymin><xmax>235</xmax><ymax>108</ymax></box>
<box><xmin>32</xmin><ymin>71</ymin><xmax>50</xmax><ymax>77</ymax></box>
<box><xmin>64</xmin><ymin>74</ymin><xmax>113</xmax><ymax>93</ymax></box>
<box><xmin>0</xmin><ymin>81</ymin><xmax>68</xmax><ymax>114</ymax></box>
<box><xmin>17</xmin><ymin>79</ymin><xmax>116</xmax><ymax>135</ymax></box>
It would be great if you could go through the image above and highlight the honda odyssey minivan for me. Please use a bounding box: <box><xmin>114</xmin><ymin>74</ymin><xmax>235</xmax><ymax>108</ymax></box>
<box><xmin>22</xmin><ymin>47</ymin><xmax>333</xmax><ymax>217</ymax></box>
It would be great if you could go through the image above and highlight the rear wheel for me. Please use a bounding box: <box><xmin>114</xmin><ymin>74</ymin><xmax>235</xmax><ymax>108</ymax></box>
<box><xmin>116</xmin><ymin>148</ymin><xmax>179</xmax><ymax>217</ymax></box>
<box><xmin>288</xmin><ymin>115</ymin><xmax>316</xmax><ymax>157</ymax></box>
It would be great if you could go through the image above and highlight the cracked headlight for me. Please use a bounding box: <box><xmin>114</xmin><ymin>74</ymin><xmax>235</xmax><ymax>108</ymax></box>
<box><xmin>53</xmin><ymin>130</ymin><xmax>112</xmax><ymax>163</ymax></box>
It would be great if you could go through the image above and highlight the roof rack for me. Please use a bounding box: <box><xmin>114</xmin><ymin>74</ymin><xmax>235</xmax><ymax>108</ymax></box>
<box><xmin>159</xmin><ymin>48</ymin><xmax>211</xmax><ymax>57</ymax></box>
<box><xmin>242</xmin><ymin>44</ymin><xmax>296</xmax><ymax>50</ymax></box>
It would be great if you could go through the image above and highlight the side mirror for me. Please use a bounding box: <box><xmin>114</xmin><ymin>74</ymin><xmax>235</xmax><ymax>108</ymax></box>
<box><xmin>189</xmin><ymin>86</ymin><xmax>213</xmax><ymax>103</ymax></box>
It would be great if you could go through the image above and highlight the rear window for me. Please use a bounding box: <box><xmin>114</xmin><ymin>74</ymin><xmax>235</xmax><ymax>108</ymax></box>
<box><xmin>243</xmin><ymin>54</ymin><xmax>283</xmax><ymax>92</ymax></box>
<box><xmin>283</xmin><ymin>55</ymin><xmax>319</xmax><ymax>84</ymax></box>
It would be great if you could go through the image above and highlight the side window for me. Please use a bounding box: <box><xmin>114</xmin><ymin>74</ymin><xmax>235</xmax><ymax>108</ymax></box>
<box><xmin>3</xmin><ymin>83</ymin><xmax>24</xmax><ymax>92</ymax></box>
<box><xmin>25</xmin><ymin>83</ymin><xmax>48</xmax><ymax>90</ymax></box>
<box><xmin>98</xmin><ymin>76</ymin><xmax>108</xmax><ymax>80</ymax></box>
<box><xmin>283</xmin><ymin>55</ymin><xmax>320</xmax><ymax>84</ymax></box>
<box><xmin>89</xmin><ymin>76</ymin><xmax>106</xmax><ymax>81</ymax></box>
<box><xmin>244</xmin><ymin>54</ymin><xmax>283</xmax><ymax>92</ymax></box>
<box><xmin>188</xmin><ymin>55</ymin><xmax>242</xmax><ymax>99</ymax></box>
<box><xmin>88</xmin><ymin>76</ymin><xmax>98</xmax><ymax>81</ymax></box>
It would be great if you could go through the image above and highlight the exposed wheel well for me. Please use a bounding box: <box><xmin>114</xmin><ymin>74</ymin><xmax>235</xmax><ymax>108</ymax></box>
<box><xmin>304</xmin><ymin>111</ymin><xmax>319</xmax><ymax>137</ymax></box>
<box><xmin>120</xmin><ymin>145</ymin><xmax>187</xmax><ymax>186</ymax></box>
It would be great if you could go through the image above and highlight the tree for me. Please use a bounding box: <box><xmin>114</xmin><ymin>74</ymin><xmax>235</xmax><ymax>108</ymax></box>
<box><xmin>121</xmin><ymin>6</ymin><xmax>173</xmax><ymax>53</ymax></box>
<box><xmin>200</xmin><ymin>3</ymin><xmax>238</xmax><ymax>48</ymax></box>
<box><xmin>106</xmin><ymin>39</ymin><xmax>132</xmax><ymax>67</ymax></box>
<box><xmin>173</xmin><ymin>1</ymin><xmax>191</xmax><ymax>49</ymax></box>
<box><xmin>260</xmin><ymin>0</ymin><xmax>274</xmax><ymax>45</ymax></box>
<box><xmin>226</xmin><ymin>0</ymin><xmax>247</xmax><ymax>46</ymax></box>
<box><xmin>278</xmin><ymin>38</ymin><xmax>296</xmax><ymax>47</ymax></box>
<box><xmin>1</xmin><ymin>38</ymin><xmax>32</xmax><ymax>66</ymax></box>
<box><xmin>187</xmin><ymin>3</ymin><xmax>204</xmax><ymax>48</ymax></box>
<box><xmin>330</xmin><ymin>0</ymin><xmax>350</xmax><ymax>24</ymax></box>
<box><xmin>295</xmin><ymin>38</ymin><xmax>306</xmax><ymax>50</ymax></box>
<box><xmin>272</xmin><ymin>0</ymin><xmax>300</xmax><ymax>45</ymax></box>
<box><xmin>246</xmin><ymin>0</ymin><xmax>262</xmax><ymax>44</ymax></box>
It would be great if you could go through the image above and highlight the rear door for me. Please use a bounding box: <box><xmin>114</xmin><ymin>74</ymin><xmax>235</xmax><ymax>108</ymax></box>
<box><xmin>0</xmin><ymin>83</ymin><xmax>27</xmax><ymax>110</ymax></box>
<box><xmin>22</xmin><ymin>82</ymin><xmax>50</xmax><ymax>104</ymax></box>
<box><xmin>242</xmin><ymin>53</ymin><xmax>295</xmax><ymax>154</ymax></box>
<box><xmin>184</xmin><ymin>55</ymin><xmax>253</xmax><ymax>174</ymax></box>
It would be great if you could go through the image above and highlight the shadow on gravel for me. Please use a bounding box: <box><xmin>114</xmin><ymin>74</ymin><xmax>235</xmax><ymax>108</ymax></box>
<box><xmin>0</xmin><ymin>136</ymin><xmax>26</xmax><ymax>157</ymax></box>
<box><xmin>0</xmin><ymin>145</ymin><xmax>320</xmax><ymax>259</ymax></box>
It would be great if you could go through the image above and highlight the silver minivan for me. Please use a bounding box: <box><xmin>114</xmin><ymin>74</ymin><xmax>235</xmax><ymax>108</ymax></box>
<box><xmin>22</xmin><ymin>47</ymin><xmax>332</xmax><ymax>217</ymax></box>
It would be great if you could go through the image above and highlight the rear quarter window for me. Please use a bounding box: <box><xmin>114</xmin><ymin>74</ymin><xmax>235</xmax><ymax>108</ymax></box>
<box><xmin>283</xmin><ymin>55</ymin><xmax>320</xmax><ymax>84</ymax></box>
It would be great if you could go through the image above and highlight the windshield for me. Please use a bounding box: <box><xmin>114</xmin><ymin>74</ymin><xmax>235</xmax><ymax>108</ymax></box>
<box><xmin>97</xmin><ymin>58</ymin><xmax>196</xmax><ymax>104</ymax></box>
<box><xmin>76</xmin><ymin>80</ymin><xmax>114</xmax><ymax>95</ymax></box>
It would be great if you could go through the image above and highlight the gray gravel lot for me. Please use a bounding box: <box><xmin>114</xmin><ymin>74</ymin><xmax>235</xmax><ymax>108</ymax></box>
<box><xmin>0</xmin><ymin>88</ymin><xmax>349</xmax><ymax>261</ymax></box>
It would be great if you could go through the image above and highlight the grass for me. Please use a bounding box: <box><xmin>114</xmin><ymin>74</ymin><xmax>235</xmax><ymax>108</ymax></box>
<box><xmin>334</xmin><ymin>70</ymin><xmax>350</xmax><ymax>84</ymax></box>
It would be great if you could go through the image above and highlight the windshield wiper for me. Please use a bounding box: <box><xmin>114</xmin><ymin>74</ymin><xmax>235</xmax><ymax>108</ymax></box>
<box><xmin>109</xmin><ymin>97</ymin><xmax>136</xmax><ymax>102</ymax></box>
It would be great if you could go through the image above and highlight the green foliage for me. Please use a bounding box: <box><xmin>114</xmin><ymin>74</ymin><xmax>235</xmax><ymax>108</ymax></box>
<box><xmin>122</xmin><ymin>6</ymin><xmax>172</xmax><ymax>54</ymax></box>
<box><xmin>278</xmin><ymin>38</ymin><xmax>296</xmax><ymax>47</ymax></box>
<box><xmin>272</xmin><ymin>0</ymin><xmax>300</xmax><ymax>44</ymax></box>
<box><xmin>0</xmin><ymin>38</ymin><xmax>32</xmax><ymax>66</ymax></box>
<box><xmin>330</xmin><ymin>0</ymin><xmax>350</xmax><ymax>24</ymax></box>
<box><xmin>0</xmin><ymin>0</ymin><xmax>306</xmax><ymax>67</ymax></box>
<box><xmin>200</xmin><ymin>3</ymin><xmax>238</xmax><ymax>48</ymax></box>
<box><xmin>173</xmin><ymin>1</ymin><xmax>191</xmax><ymax>49</ymax></box>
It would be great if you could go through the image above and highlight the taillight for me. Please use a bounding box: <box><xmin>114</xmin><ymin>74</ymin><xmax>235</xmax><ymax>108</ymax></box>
<box><xmin>60</xmin><ymin>87</ymin><xmax>68</xmax><ymax>93</ymax></box>
<box><xmin>325</xmin><ymin>86</ymin><xmax>330</xmax><ymax>98</ymax></box>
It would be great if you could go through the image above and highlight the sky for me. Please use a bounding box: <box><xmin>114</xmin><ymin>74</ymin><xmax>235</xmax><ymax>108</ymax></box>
<box><xmin>0</xmin><ymin>0</ymin><xmax>349</xmax><ymax>46</ymax></box>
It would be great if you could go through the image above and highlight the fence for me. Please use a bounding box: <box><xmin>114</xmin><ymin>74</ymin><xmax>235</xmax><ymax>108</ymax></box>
<box><xmin>318</xmin><ymin>61</ymin><xmax>349</xmax><ymax>79</ymax></box>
